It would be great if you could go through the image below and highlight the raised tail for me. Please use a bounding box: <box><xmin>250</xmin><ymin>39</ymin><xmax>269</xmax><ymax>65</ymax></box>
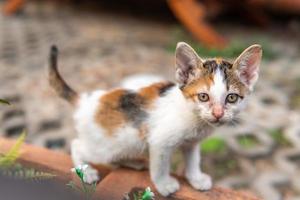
<box><xmin>48</xmin><ymin>45</ymin><xmax>78</xmax><ymax>105</ymax></box>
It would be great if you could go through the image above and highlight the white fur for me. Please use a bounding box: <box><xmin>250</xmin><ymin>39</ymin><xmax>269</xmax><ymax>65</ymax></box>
<box><xmin>121</xmin><ymin>74</ymin><xmax>164</xmax><ymax>90</ymax></box>
<box><xmin>183</xmin><ymin>143</ymin><xmax>212</xmax><ymax>190</ymax></box>
<box><xmin>210</xmin><ymin>69</ymin><xmax>226</xmax><ymax>103</ymax></box>
<box><xmin>73</xmin><ymin>90</ymin><xmax>145</xmax><ymax>165</ymax></box>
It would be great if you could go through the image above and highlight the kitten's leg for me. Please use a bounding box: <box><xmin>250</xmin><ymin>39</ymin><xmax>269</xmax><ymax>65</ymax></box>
<box><xmin>182</xmin><ymin>142</ymin><xmax>212</xmax><ymax>190</ymax></box>
<box><xmin>71</xmin><ymin>139</ymin><xmax>99</xmax><ymax>184</ymax></box>
<box><xmin>149</xmin><ymin>145</ymin><xmax>180</xmax><ymax>196</ymax></box>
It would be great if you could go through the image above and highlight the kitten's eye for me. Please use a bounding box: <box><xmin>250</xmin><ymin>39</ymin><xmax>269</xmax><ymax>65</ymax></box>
<box><xmin>226</xmin><ymin>93</ymin><xmax>239</xmax><ymax>103</ymax></box>
<box><xmin>198</xmin><ymin>93</ymin><xmax>209</xmax><ymax>102</ymax></box>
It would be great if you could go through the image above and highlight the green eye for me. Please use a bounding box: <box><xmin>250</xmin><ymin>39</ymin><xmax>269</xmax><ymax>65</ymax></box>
<box><xmin>226</xmin><ymin>93</ymin><xmax>239</xmax><ymax>103</ymax></box>
<box><xmin>198</xmin><ymin>93</ymin><xmax>209</xmax><ymax>102</ymax></box>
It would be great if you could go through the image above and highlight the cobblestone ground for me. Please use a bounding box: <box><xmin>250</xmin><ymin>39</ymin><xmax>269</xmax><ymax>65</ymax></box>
<box><xmin>0</xmin><ymin>2</ymin><xmax>299</xmax><ymax>200</ymax></box>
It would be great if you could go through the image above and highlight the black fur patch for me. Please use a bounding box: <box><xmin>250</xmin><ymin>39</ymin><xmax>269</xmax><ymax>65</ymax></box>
<box><xmin>203</xmin><ymin>59</ymin><xmax>233</xmax><ymax>89</ymax></box>
<box><xmin>203</xmin><ymin>60</ymin><xmax>233</xmax><ymax>73</ymax></box>
<box><xmin>159</xmin><ymin>82</ymin><xmax>175</xmax><ymax>96</ymax></box>
<box><xmin>119</xmin><ymin>91</ymin><xmax>148</xmax><ymax>128</ymax></box>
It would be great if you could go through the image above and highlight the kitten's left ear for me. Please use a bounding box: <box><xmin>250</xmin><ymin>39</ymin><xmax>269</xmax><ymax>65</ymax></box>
<box><xmin>175</xmin><ymin>42</ymin><xmax>203</xmax><ymax>86</ymax></box>
<box><xmin>233</xmin><ymin>44</ymin><xmax>262</xmax><ymax>91</ymax></box>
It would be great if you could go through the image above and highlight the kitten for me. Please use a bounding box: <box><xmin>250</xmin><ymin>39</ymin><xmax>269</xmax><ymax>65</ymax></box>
<box><xmin>48</xmin><ymin>42</ymin><xmax>262</xmax><ymax>196</ymax></box>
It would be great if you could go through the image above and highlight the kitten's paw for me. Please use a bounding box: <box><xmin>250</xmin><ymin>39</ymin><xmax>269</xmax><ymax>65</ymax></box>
<box><xmin>188</xmin><ymin>173</ymin><xmax>212</xmax><ymax>191</ymax></box>
<box><xmin>83</xmin><ymin>167</ymin><xmax>100</xmax><ymax>184</ymax></box>
<box><xmin>155</xmin><ymin>176</ymin><xmax>180</xmax><ymax>197</ymax></box>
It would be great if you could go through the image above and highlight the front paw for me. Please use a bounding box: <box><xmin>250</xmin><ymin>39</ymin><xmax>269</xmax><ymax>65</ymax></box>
<box><xmin>83</xmin><ymin>167</ymin><xmax>100</xmax><ymax>184</ymax></box>
<box><xmin>187</xmin><ymin>173</ymin><xmax>212</xmax><ymax>191</ymax></box>
<box><xmin>154</xmin><ymin>176</ymin><xmax>180</xmax><ymax>197</ymax></box>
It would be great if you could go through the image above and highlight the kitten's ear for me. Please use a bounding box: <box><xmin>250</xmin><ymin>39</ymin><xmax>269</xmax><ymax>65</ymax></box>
<box><xmin>233</xmin><ymin>44</ymin><xmax>262</xmax><ymax>91</ymax></box>
<box><xmin>175</xmin><ymin>42</ymin><xmax>203</xmax><ymax>85</ymax></box>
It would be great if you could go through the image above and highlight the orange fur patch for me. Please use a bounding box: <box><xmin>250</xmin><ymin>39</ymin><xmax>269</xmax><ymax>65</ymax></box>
<box><xmin>215</xmin><ymin>57</ymin><xmax>223</xmax><ymax>65</ymax></box>
<box><xmin>181</xmin><ymin>75</ymin><xmax>214</xmax><ymax>101</ymax></box>
<box><xmin>94</xmin><ymin>82</ymin><xmax>174</xmax><ymax>136</ymax></box>
<box><xmin>138</xmin><ymin>82</ymin><xmax>174</xmax><ymax>108</ymax></box>
<box><xmin>95</xmin><ymin>89</ymin><xmax>127</xmax><ymax>135</ymax></box>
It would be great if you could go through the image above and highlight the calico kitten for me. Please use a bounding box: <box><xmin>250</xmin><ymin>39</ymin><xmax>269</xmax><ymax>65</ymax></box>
<box><xmin>48</xmin><ymin>42</ymin><xmax>262</xmax><ymax>196</ymax></box>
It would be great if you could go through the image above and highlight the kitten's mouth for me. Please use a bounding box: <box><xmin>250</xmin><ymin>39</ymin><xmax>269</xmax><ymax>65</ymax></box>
<box><xmin>209</xmin><ymin>119</ymin><xmax>226</xmax><ymax>126</ymax></box>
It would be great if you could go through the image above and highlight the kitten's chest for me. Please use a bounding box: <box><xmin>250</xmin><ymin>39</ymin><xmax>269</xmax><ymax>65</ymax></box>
<box><xmin>182</xmin><ymin>124</ymin><xmax>213</xmax><ymax>143</ymax></box>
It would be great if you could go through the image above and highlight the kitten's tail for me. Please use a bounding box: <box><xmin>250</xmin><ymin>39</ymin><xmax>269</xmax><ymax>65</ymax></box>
<box><xmin>48</xmin><ymin>45</ymin><xmax>78</xmax><ymax>105</ymax></box>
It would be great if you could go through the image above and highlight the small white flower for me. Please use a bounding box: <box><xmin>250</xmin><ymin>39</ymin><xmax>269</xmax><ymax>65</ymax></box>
<box><xmin>71</xmin><ymin>164</ymin><xmax>89</xmax><ymax>172</ymax></box>
<box><xmin>71</xmin><ymin>164</ymin><xmax>89</xmax><ymax>180</ymax></box>
<box><xmin>145</xmin><ymin>187</ymin><xmax>151</xmax><ymax>192</ymax></box>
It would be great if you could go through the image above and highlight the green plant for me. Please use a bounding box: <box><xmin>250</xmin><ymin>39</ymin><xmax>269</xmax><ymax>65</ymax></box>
<box><xmin>237</xmin><ymin>134</ymin><xmax>259</xmax><ymax>149</ymax></box>
<box><xmin>140</xmin><ymin>187</ymin><xmax>155</xmax><ymax>200</ymax></box>
<box><xmin>201</xmin><ymin>137</ymin><xmax>227</xmax><ymax>154</ymax></box>
<box><xmin>0</xmin><ymin>132</ymin><xmax>56</xmax><ymax>181</ymax></box>
<box><xmin>0</xmin><ymin>98</ymin><xmax>10</xmax><ymax>105</ymax></box>
<box><xmin>131</xmin><ymin>187</ymin><xmax>155</xmax><ymax>200</ymax></box>
<box><xmin>124</xmin><ymin>187</ymin><xmax>155</xmax><ymax>200</ymax></box>
<box><xmin>0</xmin><ymin>131</ymin><xmax>26</xmax><ymax>168</ymax></box>
<box><xmin>68</xmin><ymin>165</ymin><xmax>97</xmax><ymax>200</ymax></box>
<box><xmin>0</xmin><ymin>100</ymin><xmax>56</xmax><ymax>182</ymax></box>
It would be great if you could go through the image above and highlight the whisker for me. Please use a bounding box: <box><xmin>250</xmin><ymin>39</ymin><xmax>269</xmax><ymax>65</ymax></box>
<box><xmin>228</xmin><ymin>117</ymin><xmax>242</xmax><ymax>127</ymax></box>
<box><xmin>201</xmin><ymin>118</ymin><xmax>217</xmax><ymax>128</ymax></box>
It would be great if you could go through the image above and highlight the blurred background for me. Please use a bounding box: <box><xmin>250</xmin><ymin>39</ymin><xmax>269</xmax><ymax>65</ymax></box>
<box><xmin>0</xmin><ymin>0</ymin><xmax>299</xmax><ymax>199</ymax></box>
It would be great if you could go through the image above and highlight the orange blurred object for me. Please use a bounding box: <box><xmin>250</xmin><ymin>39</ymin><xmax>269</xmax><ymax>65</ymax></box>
<box><xmin>3</xmin><ymin>0</ymin><xmax>24</xmax><ymax>15</ymax></box>
<box><xmin>168</xmin><ymin>0</ymin><xmax>227</xmax><ymax>49</ymax></box>
<box><xmin>2</xmin><ymin>0</ymin><xmax>300</xmax><ymax>49</ymax></box>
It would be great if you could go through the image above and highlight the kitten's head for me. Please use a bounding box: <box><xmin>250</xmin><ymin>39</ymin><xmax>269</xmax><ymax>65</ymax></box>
<box><xmin>175</xmin><ymin>42</ymin><xmax>262</xmax><ymax>125</ymax></box>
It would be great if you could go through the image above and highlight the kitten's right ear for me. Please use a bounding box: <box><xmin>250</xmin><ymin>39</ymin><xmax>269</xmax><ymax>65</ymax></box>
<box><xmin>233</xmin><ymin>44</ymin><xmax>262</xmax><ymax>91</ymax></box>
<box><xmin>175</xmin><ymin>42</ymin><xmax>203</xmax><ymax>85</ymax></box>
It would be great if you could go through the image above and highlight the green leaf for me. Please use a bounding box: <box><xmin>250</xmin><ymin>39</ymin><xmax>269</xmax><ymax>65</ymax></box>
<box><xmin>201</xmin><ymin>137</ymin><xmax>226</xmax><ymax>154</ymax></box>
<box><xmin>141</xmin><ymin>192</ymin><xmax>152</xmax><ymax>200</ymax></box>
<box><xmin>141</xmin><ymin>187</ymin><xmax>154</xmax><ymax>200</ymax></box>
<box><xmin>0</xmin><ymin>131</ymin><xmax>26</xmax><ymax>168</ymax></box>
<box><xmin>0</xmin><ymin>99</ymin><xmax>10</xmax><ymax>105</ymax></box>
<box><xmin>74</xmin><ymin>168</ymin><xmax>84</xmax><ymax>180</ymax></box>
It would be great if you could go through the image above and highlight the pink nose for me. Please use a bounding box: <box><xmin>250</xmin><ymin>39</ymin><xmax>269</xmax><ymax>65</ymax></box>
<box><xmin>212</xmin><ymin>105</ymin><xmax>224</xmax><ymax>119</ymax></box>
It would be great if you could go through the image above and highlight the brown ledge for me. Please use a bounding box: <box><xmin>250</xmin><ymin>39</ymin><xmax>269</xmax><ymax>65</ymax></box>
<box><xmin>96</xmin><ymin>169</ymin><xmax>260</xmax><ymax>200</ymax></box>
<box><xmin>0</xmin><ymin>137</ymin><xmax>111</xmax><ymax>182</ymax></box>
<box><xmin>0</xmin><ymin>137</ymin><xmax>261</xmax><ymax>200</ymax></box>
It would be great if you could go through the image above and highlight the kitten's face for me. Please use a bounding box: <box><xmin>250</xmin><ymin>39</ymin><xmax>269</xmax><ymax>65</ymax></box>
<box><xmin>175</xmin><ymin>42</ymin><xmax>262</xmax><ymax>125</ymax></box>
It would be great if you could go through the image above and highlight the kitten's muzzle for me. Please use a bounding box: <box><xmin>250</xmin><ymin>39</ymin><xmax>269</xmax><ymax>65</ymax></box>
<box><xmin>212</xmin><ymin>105</ymin><xmax>224</xmax><ymax>120</ymax></box>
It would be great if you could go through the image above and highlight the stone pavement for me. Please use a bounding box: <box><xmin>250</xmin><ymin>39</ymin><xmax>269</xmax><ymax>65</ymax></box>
<box><xmin>0</xmin><ymin>2</ymin><xmax>299</xmax><ymax>200</ymax></box>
